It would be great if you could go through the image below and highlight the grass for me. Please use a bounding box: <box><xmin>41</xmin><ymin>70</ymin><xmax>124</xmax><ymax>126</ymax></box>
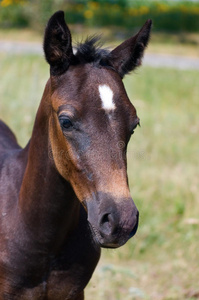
<box><xmin>0</xmin><ymin>28</ymin><xmax>42</xmax><ymax>43</ymax></box>
<box><xmin>0</xmin><ymin>52</ymin><xmax>199</xmax><ymax>300</ymax></box>
<box><xmin>0</xmin><ymin>53</ymin><xmax>47</xmax><ymax>144</ymax></box>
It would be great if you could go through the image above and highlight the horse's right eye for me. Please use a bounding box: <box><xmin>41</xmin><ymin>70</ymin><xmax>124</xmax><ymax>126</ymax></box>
<box><xmin>59</xmin><ymin>118</ymin><xmax>73</xmax><ymax>130</ymax></box>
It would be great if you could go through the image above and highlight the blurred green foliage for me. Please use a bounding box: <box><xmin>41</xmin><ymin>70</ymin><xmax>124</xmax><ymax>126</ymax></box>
<box><xmin>0</xmin><ymin>0</ymin><xmax>199</xmax><ymax>32</ymax></box>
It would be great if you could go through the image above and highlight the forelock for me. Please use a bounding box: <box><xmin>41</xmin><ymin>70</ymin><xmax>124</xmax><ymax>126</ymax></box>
<box><xmin>74</xmin><ymin>36</ymin><xmax>112</xmax><ymax>68</ymax></box>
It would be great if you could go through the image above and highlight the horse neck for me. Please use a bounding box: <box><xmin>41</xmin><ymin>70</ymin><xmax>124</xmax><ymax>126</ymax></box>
<box><xmin>19</xmin><ymin>81</ymin><xmax>80</xmax><ymax>250</ymax></box>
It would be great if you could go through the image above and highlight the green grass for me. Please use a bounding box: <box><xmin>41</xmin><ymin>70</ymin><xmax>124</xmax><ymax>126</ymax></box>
<box><xmin>0</xmin><ymin>53</ymin><xmax>199</xmax><ymax>300</ymax></box>
<box><xmin>0</xmin><ymin>53</ymin><xmax>48</xmax><ymax>145</ymax></box>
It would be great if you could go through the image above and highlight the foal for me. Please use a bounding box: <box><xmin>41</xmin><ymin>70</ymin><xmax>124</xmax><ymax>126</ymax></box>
<box><xmin>0</xmin><ymin>11</ymin><xmax>151</xmax><ymax>299</ymax></box>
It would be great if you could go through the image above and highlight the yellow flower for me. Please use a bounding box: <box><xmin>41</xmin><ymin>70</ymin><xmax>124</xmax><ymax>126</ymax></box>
<box><xmin>180</xmin><ymin>5</ymin><xmax>188</xmax><ymax>13</ymax></box>
<box><xmin>1</xmin><ymin>0</ymin><xmax>12</xmax><ymax>7</ymax></box>
<box><xmin>191</xmin><ymin>7</ymin><xmax>199</xmax><ymax>14</ymax></box>
<box><xmin>128</xmin><ymin>8</ymin><xmax>139</xmax><ymax>16</ymax></box>
<box><xmin>157</xmin><ymin>3</ymin><xmax>169</xmax><ymax>13</ymax></box>
<box><xmin>1</xmin><ymin>0</ymin><xmax>24</xmax><ymax>6</ymax></box>
<box><xmin>139</xmin><ymin>6</ymin><xmax>149</xmax><ymax>15</ymax></box>
<box><xmin>84</xmin><ymin>10</ymin><xmax>93</xmax><ymax>19</ymax></box>
<box><xmin>89</xmin><ymin>1</ymin><xmax>99</xmax><ymax>10</ymax></box>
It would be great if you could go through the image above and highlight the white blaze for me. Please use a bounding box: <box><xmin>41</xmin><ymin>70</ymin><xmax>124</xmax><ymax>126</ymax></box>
<box><xmin>98</xmin><ymin>85</ymin><xmax>115</xmax><ymax>111</ymax></box>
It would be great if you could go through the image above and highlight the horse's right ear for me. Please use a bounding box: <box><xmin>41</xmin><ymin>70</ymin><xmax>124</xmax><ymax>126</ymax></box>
<box><xmin>109</xmin><ymin>19</ymin><xmax>152</xmax><ymax>78</ymax></box>
<box><xmin>43</xmin><ymin>11</ymin><xmax>74</xmax><ymax>76</ymax></box>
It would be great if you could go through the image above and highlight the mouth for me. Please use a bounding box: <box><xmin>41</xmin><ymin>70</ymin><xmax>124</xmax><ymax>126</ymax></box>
<box><xmin>88</xmin><ymin>222</ymin><xmax>121</xmax><ymax>249</ymax></box>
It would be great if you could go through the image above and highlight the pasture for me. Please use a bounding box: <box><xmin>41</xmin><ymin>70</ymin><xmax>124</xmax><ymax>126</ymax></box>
<box><xmin>0</xmin><ymin>52</ymin><xmax>198</xmax><ymax>299</ymax></box>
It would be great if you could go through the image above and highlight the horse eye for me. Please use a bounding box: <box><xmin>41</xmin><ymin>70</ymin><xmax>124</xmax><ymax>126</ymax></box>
<box><xmin>130</xmin><ymin>124</ymin><xmax>137</xmax><ymax>135</ymax></box>
<box><xmin>130</xmin><ymin>120</ymin><xmax>140</xmax><ymax>135</ymax></box>
<box><xmin>59</xmin><ymin>118</ymin><xmax>73</xmax><ymax>130</ymax></box>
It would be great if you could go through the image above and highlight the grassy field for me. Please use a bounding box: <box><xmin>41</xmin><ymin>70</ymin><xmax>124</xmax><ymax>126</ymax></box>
<box><xmin>0</xmin><ymin>52</ymin><xmax>198</xmax><ymax>299</ymax></box>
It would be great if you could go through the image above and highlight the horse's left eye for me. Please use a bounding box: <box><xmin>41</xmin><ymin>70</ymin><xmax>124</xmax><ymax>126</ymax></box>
<box><xmin>59</xmin><ymin>118</ymin><xmax>73</xmax><ymax>130</ymax></box>
<box><xmin>130</xmin><ymin>119</ymin><xmax>140</xmax><ymax>135</ymax></box>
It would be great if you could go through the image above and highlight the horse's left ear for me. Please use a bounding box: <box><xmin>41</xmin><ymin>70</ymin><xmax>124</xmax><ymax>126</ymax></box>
<box><xmin>43</xmin><ymin>11</ymin><xmax>74</xmax><ymax>76</ymax></box>
<box><xmin>109</xmin><ymin>19</ymin><xmax>152</xmax><ymax>78</ymax></box>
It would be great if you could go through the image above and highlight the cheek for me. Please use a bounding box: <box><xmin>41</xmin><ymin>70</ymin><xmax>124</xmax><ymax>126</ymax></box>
<box><xmin>49</xmin><ymin>116</ymin><xmax>87</xmax><ymax>181</ymax></box>
<box><xmin>49</xmin><ymin>116</ymin><xmax>71</xmax><ymax>179</ymax></box>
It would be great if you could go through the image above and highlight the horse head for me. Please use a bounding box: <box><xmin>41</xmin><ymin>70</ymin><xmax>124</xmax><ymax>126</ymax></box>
<box><xmin>43</xmin><ymin>11</ymin><xmax>152</xmax><ymax>248</ymax></box>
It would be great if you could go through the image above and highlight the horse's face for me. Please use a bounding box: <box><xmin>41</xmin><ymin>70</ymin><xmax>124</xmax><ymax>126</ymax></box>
<box><xmin>49</xmin><ymin>66</ymin><xmax>139</xmax><ymax>247</ymax></box>
<box><xmin>44</xmin><ymin>11</ymin><xmax>152</xmax><ymax>248</ymax></box>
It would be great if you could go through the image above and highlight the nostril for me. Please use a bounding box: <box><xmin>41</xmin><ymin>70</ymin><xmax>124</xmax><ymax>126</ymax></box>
<box><xmin>99</xmin><ymin>213</ymin><xmax>116</xmax><ymax>238</ymax></box>
<box><xmin>100</xmin><ymin>213</ymin><xmax>110</xmax><ymax>225</ymax></box>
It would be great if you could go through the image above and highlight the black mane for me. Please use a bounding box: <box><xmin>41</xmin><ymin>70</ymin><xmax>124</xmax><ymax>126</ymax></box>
<box><xmin>74</xmin><ymin>36</ymin><xmax>112</xmax><ymax>68</ymax></box>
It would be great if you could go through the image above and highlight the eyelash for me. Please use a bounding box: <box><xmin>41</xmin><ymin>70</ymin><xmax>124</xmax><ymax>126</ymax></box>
<box><xmin>131</xmin><ymin>120</ymin><xmax>140</xmax><ymax>135</ymax></box>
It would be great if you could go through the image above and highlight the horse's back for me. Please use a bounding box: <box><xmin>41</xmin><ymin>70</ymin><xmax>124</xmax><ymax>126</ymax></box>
<box><xmin>0</xmin><ymin>120</ymin><xmax>21</xmax><ymax>152</ymax></box>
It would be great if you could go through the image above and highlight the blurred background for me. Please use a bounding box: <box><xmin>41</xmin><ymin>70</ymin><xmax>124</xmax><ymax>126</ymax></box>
<box><xmin>0</xmin><ymin>1</ymin><xmax>199</xmax><ymax>299</ymax></box>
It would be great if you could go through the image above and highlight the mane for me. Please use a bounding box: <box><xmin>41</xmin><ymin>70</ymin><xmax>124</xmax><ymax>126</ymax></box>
<box><xmin>74</xmin><ymin>36</ymin><xmax>112</xmax><ymax>68</ymax></box>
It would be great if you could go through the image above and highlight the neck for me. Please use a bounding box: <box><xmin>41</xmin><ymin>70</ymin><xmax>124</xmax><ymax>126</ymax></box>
<box><xmin>19</xmin><ymin>82</ymin><xmax>80</xmax><ymax>252</ymax></box>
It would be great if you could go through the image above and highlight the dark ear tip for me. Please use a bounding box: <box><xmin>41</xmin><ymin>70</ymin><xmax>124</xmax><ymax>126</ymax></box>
<box><xmin>54</xmin><ymin>10</ymin><xmax>65</xmax><ymax>18</ymax></box>
<box><xmin>47</xmin><ymin>10</ymin><xmax>65</xmax><ymax>25</ymax></box>
<box><xmin>146</xmin><ymin>19</ymin><xmax>152</xmax><ymax>28</ymax></box>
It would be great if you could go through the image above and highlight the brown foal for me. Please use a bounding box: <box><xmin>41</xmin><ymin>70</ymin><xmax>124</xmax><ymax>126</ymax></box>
<box><xmin>0</xmin><ymin>11</ymin><xmax>151</xmax><ymax>299</ymax></box>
